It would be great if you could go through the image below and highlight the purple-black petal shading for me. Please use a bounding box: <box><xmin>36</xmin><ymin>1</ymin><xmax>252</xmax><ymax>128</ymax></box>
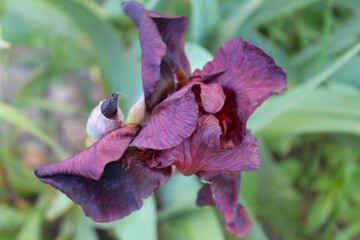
<box><xmin>156</xmin><ymin>115</ymin><xmax>260</xmax><ymax>175</ymax></box>
<box><xmin>35</xmin><ymin>148</ymin><xmax>172</xmax><ymax>222</ymax></box>
<box><xmin>122</xmin><ymin>1</ymin><xmax>190</xmax><ymax>112</ymax></box>
<box><xmin>196</xmin><ymin>172</ymin><xmax>252</xmax><ymax>238</ymax></box>
<box><xmin>35</xmin><ymin>124</ymin><xmax>139</xmax><ymax>181</ymax></box>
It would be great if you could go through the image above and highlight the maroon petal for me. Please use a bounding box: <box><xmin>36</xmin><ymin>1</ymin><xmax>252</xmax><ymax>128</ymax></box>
<box><xmin>131</xmin><ymin>85</ymin><xmax>199</xmax><ymax>150</ymax></box>
<box><xmin>192</xmin><ymin>37</ymin><xmax>286</xmax><ymax>123</ymax></box>
<box><xmin>122</xmin><ymin>1</ymin><xmax>190</xmax><ymax>111</ymax></box>
<box><xmin>196</xmin><ymin>172</ymin><xmax>252</xmax><ymax>238</ymax></box>
<box><xmin>195</xmin><ymin>82</ymin><xmax>225</xmax><ymax>114</ymax></box>
<box><xmin>157</xmin><ymin>115</ymin><xmax>259</xmax><ymax>175</ymax></box>
<box><xmin>35</xmin><ymin>124</ymin><xmax>139</xmax><ymax>181</ymax></box>
<box><xmin>35</xmin><ymin>148</ymin><xmax>172</xmax><ymax>222</ymax></box>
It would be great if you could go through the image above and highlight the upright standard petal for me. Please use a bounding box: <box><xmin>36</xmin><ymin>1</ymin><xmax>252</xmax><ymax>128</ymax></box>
<box><xmin>35</xmin><ymin>124</ymin><xmax>139</xmax><ymax>181</ymax></box>
<box><xmin>156</xmin><ymin>115</ymin><xmax>260</xmax><ymax>175</ymax></box>
<box><xmin>35</xmin><ymin>148</ymin><xmax>172</xmax><ymax>222</ymax></box>
<box><xmin>196</xmin><ymin>172</ymin><xmax>252</xmax><ymax>238</ymax></box>
<box><xmin>122</xmin><ymin>1</ymin><xmax>190</xmax><ymax>111</ymax></box>
<box><xmin>192</xmin><ymin>37</ymin><xmax>287</xmax><ymax>124</ymax></box>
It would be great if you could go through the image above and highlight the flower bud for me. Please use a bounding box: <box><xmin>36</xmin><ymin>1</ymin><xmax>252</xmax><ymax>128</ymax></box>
<box><xmin>86</xmin><ymin>93</ymin><xmax>124</xmax><ymax>142</ymax></box>
<box><xmin>126</xmin><ymin>94</ymin><xmax>148</xmax><ymax>124</ymax></box>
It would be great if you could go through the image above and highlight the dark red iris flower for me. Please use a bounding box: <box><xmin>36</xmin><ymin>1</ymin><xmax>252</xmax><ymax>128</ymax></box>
<box><xmin>35</xmin><ymin>1</ymin><xmax>286</xmax><ymax>238</ymax></box>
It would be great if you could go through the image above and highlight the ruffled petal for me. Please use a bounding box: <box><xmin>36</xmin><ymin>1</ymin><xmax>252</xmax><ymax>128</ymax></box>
<box><xmin>34</xmin><ymin>124</ymin><xmax>139</xmax><ymax>181</ymax></box>
<box><xmin>196</xmin><ymin>172</ymin><xmax>252</xmax><ymax>238</ymax></box>
<box><xmin>122</xmin><ymin>1</ymin><xmax>190</xmax><ymax>111</ymax></box>
<box><xmin>156</xmin><ymin>115</ymin><xmax>259</xmax><ymax>175</ymax></box>
<box><xmin>35</xmin><ymin>148</ymin><xmax>172</xmax><ymax>222</ymax></box>
<box><xmin>192</xmin><ymin>37</ymin><xmax>286</xmax><ymax>123</ymax></box>
<box><xmin>131</xmin><ymin>85</ymin><xmax>199</xmax><ymax>150</ymax></box>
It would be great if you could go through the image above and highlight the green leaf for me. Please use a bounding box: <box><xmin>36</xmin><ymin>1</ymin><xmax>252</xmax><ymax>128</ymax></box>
<box><xmin>241</xmin><ymin>140</ymin><xmax>299</xmax><ymax>239</ymax></box>
<box><xmin>248</xmin><ymin>42</ymin><xmax>360</xmax><ymax>133</ymax></box>
<box><xmin>73</xmin><ymin>215</ymin><xmax>98</xmax><ymax>240</ymax></box>
<box><xmin>52</xmin><ymin>0</ymin><xmax>142</xmax><ymax>114</ymax></box>
<box><xmin>190</xmin><ymin>0</ymin><xmax>219</xmax><ymax>44</ymax></box>
<box><xmin>185</xmin><ymin>42</ymin><xmax>213</xmax><ymax>72</ymax></box>
<box><xmin>45</xmin><ymin>192</ymin><xmax>73</xmax><ymax>221</ymax></box>
<box><xmin>334</xmin><ymin>221</ymin><xmax>360</xmax><ymax>240</ymax></box>
<box><xmin>158</xmin><ymin>175</ymin><xmax>201</xmax><ymax>220</ymax></box>
<box><xmin>0</xmin><ymin>206</ymin><xmax>26</xmax><ymax>238</ymax></box>
<box><xmin>217</xmin><ymin>0</ymin><xmax>264</xmax><ymax>44</ymax></box>
<box><xmin>333</xmin><ymin>56</ymin><xmax>360</xmax><ymax>88</ymax></box>
<box><xmin>113</xmin><ymin>196</ymin><xmax>157</xmax><ymax>240</ymax></box>
<box><xmin>291</xmin><ymin>17</ymin><xmax>360</xmax><ymax>69</ymax></box>
<box><xmin>17</xmin><ymin>197</ymin><xmax>48</xmax><ymax>240</ymax></box>
<box><xmin>160</xmin><ymin>207</ymin><xmax>225</xmax><ymax>240</ymax></box>
<box><xmin>305</xmin><ymin>193</ymin><xmax>335</xmax><ymax>235</ymax></box>
<box><xmin>0</xmin><ymin>100</ymin><xmax>68</xmax><ymax>159</ymax></box>
<box><xmin>158</xmin><ymin>175</ymin><xmax>224</xmax><ymax>240</ymax></box>
<box><xmin>240</xmin><ymin>0</ymin><xmax>322</xmax><ymax>34</ymax></box>
<box><xmin>0</xmin><ymin>150</ymin><xmax>44</xmax><ymax>195</ymax></box>
<box><xmin>260</xmin><ymin>85</ymin><xmax>360</xmax><ymax>136</ymax></box>
<box><xmin>2</xmin><ymin>0</ymin><xmax>82</xmax><ymax>45</ymax></box>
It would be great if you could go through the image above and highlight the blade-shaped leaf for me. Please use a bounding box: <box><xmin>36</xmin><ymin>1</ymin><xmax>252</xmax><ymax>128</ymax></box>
<box><xmin>190</xmin><ymin>0</ymin><xmax>219</xmax><ymax>44</ymax></box>
<box><xmin>0</xmin><ymin>100</ymin><xmax>68</xmax><ymax>159</ymax></box>
<box><xmin>260</xmin><ymin>85</ymin><xmax>360</xmax><ymax>136</ymax></box>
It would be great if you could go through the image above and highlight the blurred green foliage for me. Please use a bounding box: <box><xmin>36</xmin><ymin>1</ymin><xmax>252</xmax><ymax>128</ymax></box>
<box><xmin>0</xmin><ymin>0</ymin><xmax>360</xmax><ymax>239</ymax></box>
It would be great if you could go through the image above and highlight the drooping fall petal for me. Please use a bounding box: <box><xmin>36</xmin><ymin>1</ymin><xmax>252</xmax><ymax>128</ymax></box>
<box><xmin>192</xmin><ymin>37</ymin><xmax>286</xmax><ymax>124</ymax></box>
<box><xmin>122</xmin><ymin>1</ymin><xmax>190</xmax><ymax>112</ymax></box>
<box><xmin>196</xmin><ymin>172</ymin><xmax>252</xmax><ymax>238</ymax></box>
<box><xmin>35</xmin><ymin>148</ymin><xmax>172</xmax><ymax>222</ymax></box>
<box><xmin>35</xmin><ymin>124</ymin><xmax>139</xmax><ymax>181</ymax></box>
<box><xmin>156</xmin><ymin>115</ymin><xmax>259</xmax><ymax>175</ymax></box>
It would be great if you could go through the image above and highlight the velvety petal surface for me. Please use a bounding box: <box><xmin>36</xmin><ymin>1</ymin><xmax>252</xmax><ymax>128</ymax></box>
<box><xmin>196</xmin><ymin>172</ymin><xmax>252</xmax><ymax>238</ymax></box>
<box><xmin>35</xmin><ymin>148</ymin><xmax>172</xmax><ymax>222</ymax></box>
<box><xmin>156</xmin><ymin>115</ymin><xmax>260</xmax><ymax>175</ymax></box>
<box><xmin>131</xmin><ymin>86</ymin><xmax>199</xmax><ymax>150</ymax></box>
<box><xmin>122</xmin><ymin>1</ymin><xmax>190</xmax><ymax>111</ymax></box>
<box><xmin>35</xmin><ymin>124</ymin><xmax>139</xmax><ymax>181</ymax></box>
<box><xmin>192</xmin><ymin>37</ymin><xmax>287</xmax><ymax>123</ymax></box>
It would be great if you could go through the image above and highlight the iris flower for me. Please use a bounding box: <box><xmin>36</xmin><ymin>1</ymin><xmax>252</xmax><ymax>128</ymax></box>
<box><xmin>35</xmin><ymin>1</ymin><xmax>286</xmax><ymax>238</ymax></box>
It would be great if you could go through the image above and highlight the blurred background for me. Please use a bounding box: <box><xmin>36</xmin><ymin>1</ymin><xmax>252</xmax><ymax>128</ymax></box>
<box><xmin>0</xmin><ymin>0</ymin><xmax>360</xmax><ymax>239</ymax></box>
